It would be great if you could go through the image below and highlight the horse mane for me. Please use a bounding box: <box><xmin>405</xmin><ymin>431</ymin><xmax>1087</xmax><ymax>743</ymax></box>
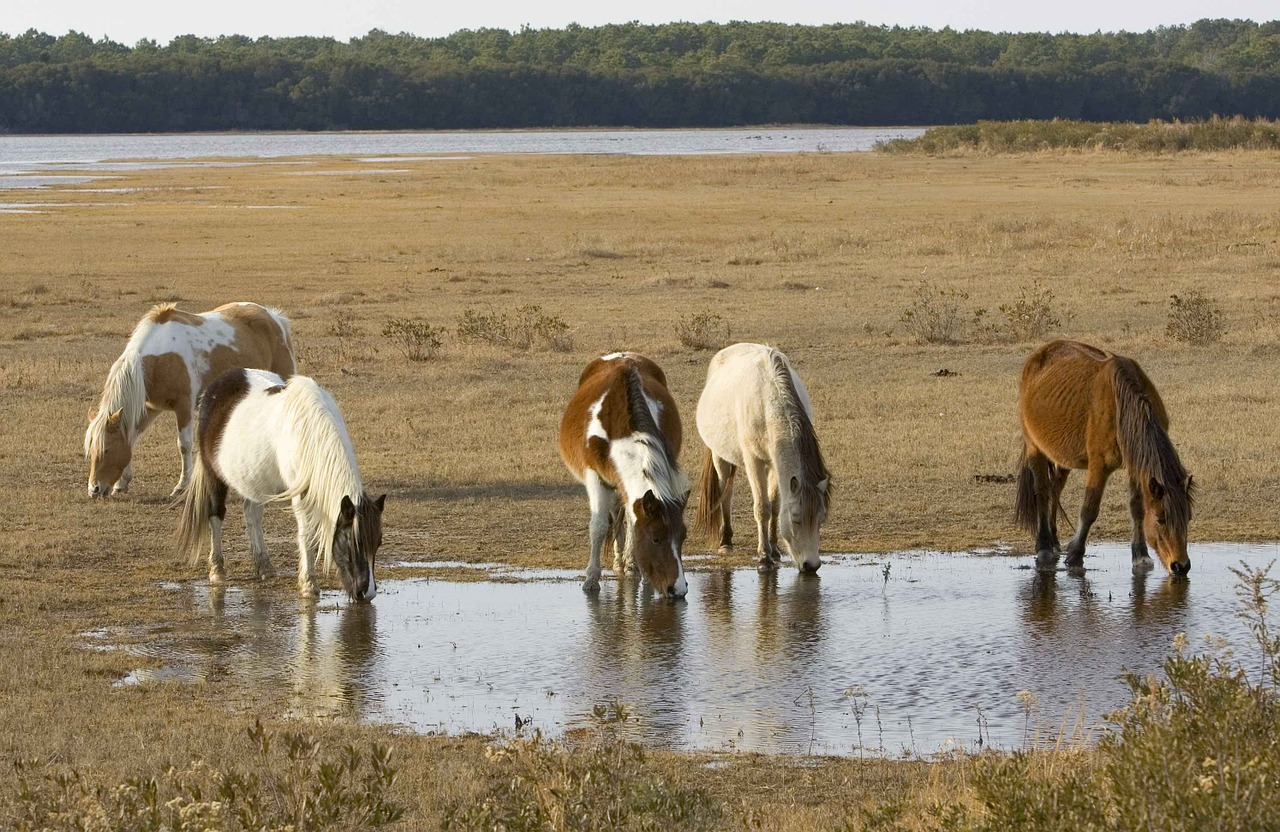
<box><xmin>84</xmin><ymin>307</ymin><xmax>163</xmax><ymax>457</ymax></box>
<box><xmin>620</xmin><ymin>364</ymin><xmax>689</xmax><ymax>507</ymax></box>
<box><xmin>1110</xmin><ymin>356</ymin><xmax>1194</xmax><ymax>532</ymax></box>
<box><xmin>767</xmin><ymin>350</ymin><xmax>832</xmax><ymax>523</ymax></box>
<box><xmin>272</xmin><ymin>376</ymin><xmax>364</xmax><ymax>572</ymax></box>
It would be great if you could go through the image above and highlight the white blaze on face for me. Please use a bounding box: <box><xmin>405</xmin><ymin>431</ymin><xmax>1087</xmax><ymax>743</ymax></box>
<box><xmin>671</xmin><ymin>543</ymin><xmax>688</xmax><ymax>597</ymax></box>
<box><xmin>363</xmin><ymin>563</ymin><xmax>377</xmax><ymax>601</ymax></box>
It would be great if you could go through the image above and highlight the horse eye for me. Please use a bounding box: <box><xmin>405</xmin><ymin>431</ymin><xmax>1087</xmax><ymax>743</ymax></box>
<box><xmin>1156</xmin><ymin>517</ymin><xmax>1167</xmax><ymax>526</ymax></box>
<box><xmin>651</xmin><ymin>535</ymin><xmax>661</xmax><ymax>545</ymax></box>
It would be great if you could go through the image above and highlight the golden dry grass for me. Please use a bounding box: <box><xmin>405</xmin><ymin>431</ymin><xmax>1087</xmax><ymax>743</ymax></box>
<box><xmin>1</xmin><ymin>149</ymin><xmax>1279</xmax><ymax>828</ymax></box>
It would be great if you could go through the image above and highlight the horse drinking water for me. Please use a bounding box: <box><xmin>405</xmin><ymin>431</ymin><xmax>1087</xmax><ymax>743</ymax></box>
<box><xmin>176</xmin><ymin>368</ymin><xmax>384</xmax><ymax>601</ymax></box>
<box><xmin>559</xmin><ymin>353</ymin><xmax>690</xmax><ymax>598</ymax></box>
<box><xmin>85</xmin><ymin>302</ymin><xmax>295</xmax><ymax>498</ymax></box>
<box><xmin>694</xmin><ymin>343</ymin><xmax>831</xmax><ymax>572</ymax></box>
<box><xmin>1016</xmin><ymin>340</ymin><xmax>1194</xmax><ymax>575</ymax></box>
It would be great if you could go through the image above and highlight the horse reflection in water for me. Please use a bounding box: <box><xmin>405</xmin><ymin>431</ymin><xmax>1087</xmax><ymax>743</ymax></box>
<box><xmin>1018</xmin><ymin>569</ymin><xmax>1190</xmax><ymax>728</ymax></box>
<box><xmin>579</xmin><ymin>570</ymin><xmax>828</xmax><ymax>752</ymax></box>
<box><xmin>186</xmin><ymin>586</ymin><xmax>380</xmax><ymax>720</ymax></box>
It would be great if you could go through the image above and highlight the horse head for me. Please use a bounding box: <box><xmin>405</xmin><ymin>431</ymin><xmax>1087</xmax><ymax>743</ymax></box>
<box><xmin>631</xmin><ymin>489</ymin><xmax>688</xmax><ymax>599</ymax></box>
<box><xmin>1143</xmin><ymin>474</ymin><xmax>1193</xmax><ymax>576</ymax></box>
<box><xmin>781</xmin><ymin>475</ymin><xmax>829</xmax><ymax>573</ymax></box>
<box><xmin>85</xmin><ymin>407</ymin><xmax>132</xmax><ymax>498</ymax></box>
<box><xmin>333</xmin><ymin>492</ymin><xmax>386</xmax><ymax>602</ymax></box>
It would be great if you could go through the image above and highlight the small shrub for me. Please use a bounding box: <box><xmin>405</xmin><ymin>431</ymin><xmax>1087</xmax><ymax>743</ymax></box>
<box><xmin>455</xmin><ymin>306</ymin><xmax>573</xmax><ymax>352</ymax></box>
<box><xmin>1166</xmin><ymin>290</ymin><xmax>1227</xmax><ymax>345</ymax></box>
<box><xmin>675</xmin><ymin>312</ymin><xmax>731</xmax><ymax>351</ymax></box>
<box><xmin>900</xmin><ymin>282</ymin><xmax>969</xmax><ymax>345</ymax></box>
<box><xmin>442</xmin><ymin>701</ymin><xmax>717</xmax><ymax>832</ymax></box>
<box><xmin>7</xmin><ymin>721</ymin><xmax>403</xmax><ymax>831</ymax></box>
<box><xmin>455</xmin><ymin>308</ymin><xmax>509</xmax><ymax>346</ymax></box>
<box><xmin>382</xmin><ymin>318</ymin><xmax>444</xmax><ymax>361</ymax></box>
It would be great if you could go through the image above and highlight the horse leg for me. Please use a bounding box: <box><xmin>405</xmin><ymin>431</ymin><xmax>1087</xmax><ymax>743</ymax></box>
<box><xmin>713</xmin><ymin>457</ymin><xmax>736</xmax><ymax>553</ymax></box>
<box><xmin>1050</xmin><ymin>466</ymin><xmax>1070</xmax><ymax>553</ymax></box>
<box><xmin>610</xmin><ymin>499</ymin><xmax>633</xmax><ymax>574</ymax></box>
<box><xmin>743</xmin><ymin>456</ymin><xmax>774</xmax><ymax>570</ymax></box>
<box><xmin>171</xmin><ymin>406</ymin><xmax>194</xmax><ymax>498</ymax></box>
<box><xmin>767</xmin><ymin>471</ymin><xmax>782</xmax><ymax>563</ymax></box>
<box><xmin>112</xmin><ymin>408</ymin><xmax>156</xmax><ymax>495</ymax></box>
<box><xmin>583</xmin><ymin>472</ymin><xmax>612</xmax><ymax>592</ymax></box>
<box><xmin>1128</xmin><ymin>477</ymin><xmax>1155</xmax><ymax>574</ymax></box>
<box><xmin>293</xmin><ymin>496</ymin><xmax>320</xmax><ymax>598</ymax></box>
<box><xmin>1026</xmin><ymin>450</ymin><xmax>1059</xmax><ymax>570</ymax></box>
<box><xmin>1064</xmin><ymin>466</ymin><xmax>1109</xmax><ymax>569</ymax></box>
<box><xmin>207</xmin><ymin>478</ymin><xmax>229</xmax><ymax>584</ymax></box>
<box><xmin>243</xmin><ymin>499</ymin><xmax>275</xmax><ymax>579</ymax></box>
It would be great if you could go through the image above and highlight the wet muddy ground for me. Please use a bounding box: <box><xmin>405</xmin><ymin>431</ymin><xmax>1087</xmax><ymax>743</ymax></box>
<box><xmin>84</xmin><ymin>542</ymin><xmax>1280</xmax><ymax>756</ymax></box>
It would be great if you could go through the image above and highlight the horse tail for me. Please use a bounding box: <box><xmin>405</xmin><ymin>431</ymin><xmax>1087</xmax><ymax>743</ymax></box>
<box><xmin>1014</xmin><ymin>445</ymin><xmax>1038</xmax><ymax>533</ymax></box>
<box><xmin>175</xmin><ymin>456</ymin><xmax>215</xmax><ymax>566</ymax></box>
<box><xmin>694</xmin><ymin>448</ymin><xmax>725</xmax><ymax>543</ymax></box>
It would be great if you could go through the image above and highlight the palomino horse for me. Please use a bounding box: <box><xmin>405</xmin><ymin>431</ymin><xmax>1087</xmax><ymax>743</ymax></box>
<box><xmin>558</xmin><ymin>352</ymin><xmax>690</xmax><ymax>598</ymax></box>
<box><xmin>176</xmin><ymin>368</ymin><xmax>384</xmax><ymax>601</ymax></box>
<box><xmin>694</xmin><ymin>343</ymin><xmax>831</xmax><ymax>572</ymax></box>
<box><xmin>1016</xmin><ymin>340</ymin><xmax>1194</xmax><ymax>575</ymax></box>
<box><xmin>85</xmin><ymin>302</ymin><xmax>294</xmax><ymax>498</ymax></box>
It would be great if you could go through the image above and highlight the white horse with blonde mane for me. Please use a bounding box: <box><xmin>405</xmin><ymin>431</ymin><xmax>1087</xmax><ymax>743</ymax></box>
<box><xmin>85</xmin><ymin>302</ymin><xmax>295</xmax><ymax>499</ymax></box>
<box><xmin>695</xmin><ymin>343</ymin><xmax>831</xmax><ymax>572</ymax></box>
<box><xmin>176</xmin><ymin>368</ymin><xmax>384</xmax><ymax>601</ymax></box>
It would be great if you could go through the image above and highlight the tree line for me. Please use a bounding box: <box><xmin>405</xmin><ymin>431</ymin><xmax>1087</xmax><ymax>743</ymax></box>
<box><xmin>2</xmin><ymin>19</ymin><xmax>1279</xmax><ymax>132</ymax></box>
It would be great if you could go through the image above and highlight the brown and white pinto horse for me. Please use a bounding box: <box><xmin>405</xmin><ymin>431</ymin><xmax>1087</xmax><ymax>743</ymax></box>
<box><xmin>1016</xmin><ymin>340</ymin><xmax>1195</xmax><ymax>575</ymax></box>
<box><xmin>559</xmin><ymin>353</ymin><xmax>690</xmax><ymax>598</ymax></box>
<box><xmin>85</xmin><ymin>302</ymin><xmax>295</xmax><ymax>498</ymax></box>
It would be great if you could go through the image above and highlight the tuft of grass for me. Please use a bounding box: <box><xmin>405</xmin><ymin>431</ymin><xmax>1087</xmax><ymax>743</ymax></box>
<box><xmin>455</xmin><ymin>306</ymin><xmax>572</xmax><ymax>352</ymax></box>
<box><xmin>675</xmin><ymin>312</ymin><xmax>731</xmax><ymax>351</ymax></box>
<box><xmin>441</xmin><ymin>701</ymin><xmax>717</xmax><ymax>832</ymax></box>
<box><xmin>382</xmin><ymin>317</ymin><xmax>444</xmax><ymax>361</ymax></box>
<box><xmin>7</xmin><ymin>720</ymin><xmax>404</xmax><ymax>831</ymax></box>
<box><xmin>1166</xmin><ymin>290</ymin><xmax>1227</xmax><ymax>345</ymax></box>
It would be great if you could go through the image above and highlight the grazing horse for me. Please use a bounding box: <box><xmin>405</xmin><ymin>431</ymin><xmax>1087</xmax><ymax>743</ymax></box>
<box><xmin>85</xmin><ymin>302</ymin><xmax>295</xmax><ymax>498</ymax></box>
<box><xmin>558</xmin><ymin>352</ymin><xmax>690</xmax><ymax>598</ymax></box>
<box><xmin>176</xmin><ymin>368</ymin><xmax>384</xmax><ymax>601</ymax></box>
<box><xmin>694</xmin><ymin>343</ymin><xmax>831</xmax><ymax>572</ymax></box>
<box><xmin>1016</xmin><ymin>340</ymin><xmax>1194</xmax><ymax>575</ymax></box>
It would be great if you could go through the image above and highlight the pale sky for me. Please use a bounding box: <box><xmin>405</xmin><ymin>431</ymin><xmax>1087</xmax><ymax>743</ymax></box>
<box><xmin>3</xmin><ymin>0</ymin><xmax>1276</xmax><ymax>45</ymax></box>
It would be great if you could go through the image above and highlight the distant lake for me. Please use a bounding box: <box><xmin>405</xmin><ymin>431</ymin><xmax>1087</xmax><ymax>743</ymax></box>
<box><xmin>0</xmin><ymin>127</ymin><xmax>923</xmax><ymax>187</ymax></box>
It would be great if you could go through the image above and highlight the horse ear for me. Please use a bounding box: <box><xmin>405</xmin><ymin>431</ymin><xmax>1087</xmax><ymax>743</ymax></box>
<box><xmin>375</xmin><ymin>493</ymin><xmax>386</xmax><ymax>512</ymax></box>
<box><xmin>1185</xmin><ymin>474</ymin><xmax>1194</xmax><ymax>490</ymax></box>
<box><xmin>789</xmin><ymin>476</ymin><xmax>799</xmax><ymax>495</ymax></box>
<box><xmin>1148</xmin><ymin>477</ymin><xmax>1165</xmax><ymax>501</ymax></box>
<box><xmin>640</xmin><ymin>490</ymin><xmax>662</xmax><ymax>517</ymax></box>
<box><xmin>106</xmin><ymin>408</ymin><xmax>123</xmax><ymax>425</ymax></box>
<box><xmin>87</xmin><ymin>407</ymin><xmax>97</xmax><ymax>422</ymax></box>
<box><xmin>338</xmin><ymin>495</ymin><xmax>356</xmax><ymax>525</ymax></box>
<box><xmin>817</xmin><ymin>477</ymin><xmax>829</xmax><ymax>493</ymax></box>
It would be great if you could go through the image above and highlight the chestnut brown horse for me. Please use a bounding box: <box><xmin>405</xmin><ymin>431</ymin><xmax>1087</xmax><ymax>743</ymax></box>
<box><xmin>1016</xmin><ymin>340</ymin><xmax>1194</xmax><ymax>575</ymax></box>
<box><xmin>559</xmin><ymin>352</ymin><xmax>690</xmax><ymax>598</ymax></box>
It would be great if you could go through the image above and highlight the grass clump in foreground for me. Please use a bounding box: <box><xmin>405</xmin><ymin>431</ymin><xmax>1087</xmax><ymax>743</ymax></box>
<box><xmin>6</xmin><ymin>721</ymin><xmax>403</xmax><ymax>831</ymax></box>
<box><xmin>879</xmin><ymin>117</ymin><xmax>1280</xmax><ymax>155</ymax></box>
<box><xmin>1166</xmin><ymin>290</ymin><xmax>1228</xmax><ymax>345</ymax></box>
<box><xmin>900</xmin><ymin>281</ymin><xmax>1066</xmax><ymax>345</ymax></box>
<box><xmin>442</xmin><ymin>701</ymin><xmax>717</xmax><ymax>831</ymax></box>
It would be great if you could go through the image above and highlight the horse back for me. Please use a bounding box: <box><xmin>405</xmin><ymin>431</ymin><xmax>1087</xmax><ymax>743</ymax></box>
<box><xmin>560</xmin><ymin>354</ymin><xmax>679</xmax><ymax>485</ymax></box>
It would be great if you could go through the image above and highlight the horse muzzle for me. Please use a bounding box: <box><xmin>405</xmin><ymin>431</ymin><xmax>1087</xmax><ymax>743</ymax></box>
<box><xmin>1170</xmin><ymin>560</ymin><xmax>1191</xmax><ymax>577</ymax></box>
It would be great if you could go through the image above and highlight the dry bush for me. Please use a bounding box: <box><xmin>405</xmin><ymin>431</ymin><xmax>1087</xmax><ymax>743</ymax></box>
<box><xmin>1166</xmin><ymin>290</ymin><xmax>1227</xmax><ymax>345</ymax></box>
<box><xmin>382</xmin><ymin>318</ymin><xmax>444</xmax><ymax>361</ymax></box>
<box><xmin>455</xmin><ymin>306</ymin><xmax>572</xmax><ymax>352</ymax></box>
<box><xmin>675</xmin><ymin>312</ymin><xmax>731</xmax><ymax>351</ymax></box>
<box><xmin>899</xmin><ymin>282</ymin><xmax>969</xmax><ymax>344</ymax></box>
<box><xmin>973</xmin><ymin>282</ymin><xmax>1066</xmax><ymax>344</ymax></box>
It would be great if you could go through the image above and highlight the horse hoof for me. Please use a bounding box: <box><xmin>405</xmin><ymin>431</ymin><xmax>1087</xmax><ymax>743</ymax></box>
<box><xmin>256</xmin><ymin>567</ymin><xmax>276</xmax><ymax>580</ymax></box>
<box><xmin>208</xmin><ymin>570</ymin><xmax>226</xmax><ymax>585</ymax></box>
<box><xmin>717</xmin><ymin>545</ymin><xmax>733</xmax><ymax>556</ymax></box>
<box><xmin>582</xmin><ymin>576</ymin><xmax>601</xmax><ymax>593</ymax></box>
<box><xmin>1034</xmin><ymin>551</ymin><xmax>1058</xmax><ymax>572</ymax></box>
<box><xmin>1132</xmin><ymin>557</ymin><xmax>1154</xmax><ymax>575</ymax></box>
<box><xmin>757</xmin><ymin>558</ymin><xmax>777</xmax><ymax>572</ymax></box>
<box><xmin>299</xmin><ymin>582</ymin><xmax>319</xmax><ymax>598</ymax></box>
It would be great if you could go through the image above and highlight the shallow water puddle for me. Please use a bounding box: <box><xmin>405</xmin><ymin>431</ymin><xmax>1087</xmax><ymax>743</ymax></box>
<box><xmin>97</xmin><ymin>542</ymin><xmax>1279</xmax><ymax>755</ymax></box>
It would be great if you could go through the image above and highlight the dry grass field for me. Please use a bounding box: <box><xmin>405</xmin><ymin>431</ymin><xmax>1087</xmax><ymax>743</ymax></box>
<box><xmin>2</xmin><ymin>148</ymin><xmax>1280</xmax><ymax>828</ymax></box>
